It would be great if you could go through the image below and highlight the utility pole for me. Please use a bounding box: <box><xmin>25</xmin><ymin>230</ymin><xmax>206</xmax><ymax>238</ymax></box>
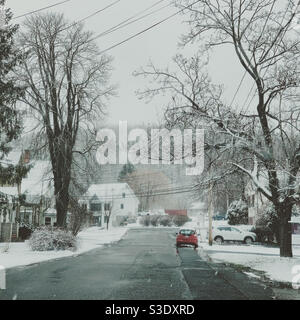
<box><xmin>208</xmin><ymin>181</ymin><xmax>214</xmax><ymax>246</ymax></box>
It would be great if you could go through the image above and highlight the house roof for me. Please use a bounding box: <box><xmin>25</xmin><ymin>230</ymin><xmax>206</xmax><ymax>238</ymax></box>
<box><xmin>83</xmin><ymin>183</ymin><xmax>139</xmax><ymax>202</ymax></box>
<box><xmin>21</xmin><ymin>160</ymin><xmax>53</xmax><ymax>196</ymax></box>
<box><xmin>0</xmin><ymin>187</ymin><xmax>18</xmax><ymax>197</ymax></box>
<box><xmin>0</xmin><ymin>151</ymin><xmax>22</xmax><ymax>167</ymax></box>
<box><xmin>0</xmin><ymin>160</ymin><xmax>53</xmax><ymax>200</ymax></box>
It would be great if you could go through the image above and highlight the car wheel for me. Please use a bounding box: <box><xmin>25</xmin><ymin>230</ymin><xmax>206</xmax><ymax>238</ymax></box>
<box><xmin>214</xmin><ymin>236</ymin><xmax>223</xmax><ymax>244</ymax></box>
<box><xmin>244</xmin><ymin>237</ymin><xmax>253</xmax><ymax>244</ymax></box>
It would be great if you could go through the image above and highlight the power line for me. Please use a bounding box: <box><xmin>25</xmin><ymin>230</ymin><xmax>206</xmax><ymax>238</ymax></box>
<box><xmin>92</xmin><ymin>0</ymin><xmax>202</xmax><ymax>53</ymax></box>
<box><xmin>61</xmin><ymin>0</ymin><xmax>122</xmax><ymax>32</ymax></box>
<box><xmin>80</xmin><ymin>183</ymin><xmax>197</xmax><ymax>200</ymax></box>
<box><xmin>94</xmin><ymin>2</ymin><xmax>172</xmax><ymax>40</ymax></box>
<box><xmin>12</xmin><ymin>0</ymin><xmax>71</xmax><ymax>20</ymax></box>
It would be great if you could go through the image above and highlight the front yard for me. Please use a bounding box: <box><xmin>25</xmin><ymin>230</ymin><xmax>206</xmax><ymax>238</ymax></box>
<box><xmin>0</xmin><ymin>226</ymin><xmax>128</xmax><ymax>269</ymax></box>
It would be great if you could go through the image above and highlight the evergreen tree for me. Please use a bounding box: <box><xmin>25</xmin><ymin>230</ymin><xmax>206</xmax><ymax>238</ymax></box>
<box><xmin>0</xmin><ymin>0</ymin><xmax>25</xmax><ymax>182</ymax></box>
<box><xmin>118</xmin><ymin>163</ymin><xmax>136</xmax><ymax>182</ymax></box>
<box><xmin>227</xmin><ymin>199</ymin><xmax>248</xmax><ymax>225</ymax></box>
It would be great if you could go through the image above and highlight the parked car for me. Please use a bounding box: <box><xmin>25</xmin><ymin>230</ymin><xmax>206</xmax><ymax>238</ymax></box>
<box><xmin>176</xmin><ymin>229</ymin><xmax>198</xmax><ymax>249</ymax></box>
<box><xmin>212</xmin><ymin>226</ymin><xmax>256</xmax><ymax>244</ymax></box>
<box><xmin>213</xmin><ymin>215</ymin><xmax>226</xmax><ymax>221</ymax></box>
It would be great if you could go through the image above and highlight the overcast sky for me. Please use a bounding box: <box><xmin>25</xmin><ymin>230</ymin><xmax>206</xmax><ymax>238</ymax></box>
<box><xmin>7</xmin><ymin>0</ymin><xmax>254</xmax><ymax>127</ymax></box>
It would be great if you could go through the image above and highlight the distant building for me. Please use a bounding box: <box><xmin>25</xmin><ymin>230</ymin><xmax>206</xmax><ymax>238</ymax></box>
<box><xmin>80</xmin><ymin>183</ymin><xmax>139</xmax><ymax>227</ymax></box>
<box><xmin>165</xmin><ymin>209</ymin><xmax>187</xmax><ymax>216</ymax></box>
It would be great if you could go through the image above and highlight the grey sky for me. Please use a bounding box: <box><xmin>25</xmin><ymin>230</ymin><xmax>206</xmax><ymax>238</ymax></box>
<box><xmin>7</xmin><ymin>0</ymin><xmax>254</xmax><ymax>126</ymax></box>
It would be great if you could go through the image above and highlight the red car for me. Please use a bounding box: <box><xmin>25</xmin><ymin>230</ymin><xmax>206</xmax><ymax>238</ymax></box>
<box><xmin>176</xmin><ymin>229</ymin><xmax>198</xmax><ymax>249</ymax></box>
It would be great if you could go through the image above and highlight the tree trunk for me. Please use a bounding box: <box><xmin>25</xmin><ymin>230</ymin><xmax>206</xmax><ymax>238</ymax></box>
<box><xmin>56</xmin><ymin>188</ymin><xmax>69</xmax><ymax>228</ymax></box>
<box><xmin>54</xmin><ymin>167</ymin><xmax>70</xmax><ymax>228</ymax></box>
<box><xmin>277</xmin><ymin>204</ymin><xmax>293</xmax><ymax>257</ymax></box>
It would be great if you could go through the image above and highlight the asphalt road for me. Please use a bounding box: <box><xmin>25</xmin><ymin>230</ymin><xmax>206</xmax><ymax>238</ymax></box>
<box><xmin>0</xmin><ymin>228</ymin><xmax>274</xmax><ymax>300</ymax></box>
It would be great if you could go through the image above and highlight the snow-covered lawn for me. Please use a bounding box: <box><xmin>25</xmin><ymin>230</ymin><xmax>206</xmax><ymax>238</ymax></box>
<box><xmin>0</xmin><ymin>226</ymin><xmax>128</xmax><ymax>269</ymax></box>
<box><xmin>200</xmin><ymin>242</ymin><xmax>300</xmax><ymax>286</ymax></box>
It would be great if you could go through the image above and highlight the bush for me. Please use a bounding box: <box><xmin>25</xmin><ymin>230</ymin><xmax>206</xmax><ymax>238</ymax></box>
<box><xmin>255</xmin><ymin>204</ymin><xmax>279</xmax><ymax>243</ymax></box>
<box><xmin>150</xmin><ymin>215</ymin><xmax>160</xmax><ymax>226</ymax></box>
<box><xmin>158</xmin><ymin>215</ymin><xmax>173</xmax><ymax>227</ymax></box>
<box><xmin>227</xmin><ymin>200</ymin><xmax>248</xmax><ymax>225</ymax></box>
<box><xmin>19</xmin><ymin>224</ymin><xmax>34</xmax><ymax>240</ymax></box>
<box><xmin>68</xmin><ymin>199</ymin><xmax>92</xmax><ymax>236</ymax></box>
<box><xmin>252</xmin><ymin>225</ymin><xmax>274</xmax><ymax>243</ymax></box>
<box><xmin>29</xmin><ymin>227</ymin><xmax>77</xmax><ymax>251</ymax></box>
<box><xmin>172</xmin><ymin>215</ymin><xmax>189</xmax><ymax>227</ymax></box>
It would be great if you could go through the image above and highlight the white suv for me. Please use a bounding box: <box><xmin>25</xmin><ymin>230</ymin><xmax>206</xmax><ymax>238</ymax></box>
<box><xmin>212</xmin><ymin>226</ymin><xmax>256</xmax><ymax>244</ymax></box>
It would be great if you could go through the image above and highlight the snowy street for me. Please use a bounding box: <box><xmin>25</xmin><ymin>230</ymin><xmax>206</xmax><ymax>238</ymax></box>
<box><xmin>0</xmin><ymin>228</ymin><xmax>279</xmax><ymax>300</ymax></box>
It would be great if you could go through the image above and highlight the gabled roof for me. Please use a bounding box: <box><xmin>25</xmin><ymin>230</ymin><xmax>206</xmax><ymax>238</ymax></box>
<box><xmin>83</xmin><ymin>183</ymin><xmax>139</xmax><ymax>202</ymax></box>
<box><xmin>21</xmin><ymin>160</ymin><xmax>53</xmax><ymax>196</ymax></box>
<box><xmin>0</xmin><ymin>160</ymin><xmax>53</xmax><ymax>199</ymax></box>
<box><xmin>0</xmin><ymin>151</ymin><xmax>22</xmax><ymax>167</ymax></box>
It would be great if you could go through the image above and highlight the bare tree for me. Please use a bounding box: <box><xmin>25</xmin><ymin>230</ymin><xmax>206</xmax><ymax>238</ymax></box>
<box><xmin>136</xmin><ymin>0</ymin><xmax>300</xmax><ymax>257</ymax></box>
<box><xmin>17</xmin><ymin>13</ymin><xmax>115</xmax><ymax>227</ymax></box>
<box><xmin>68</xmin><ymin>197</ymin><xmax>91</xmax><ymax>236</ymax></box>
<box><xmin>104</xmin><ymin>202</ymin><xmax>113</xmax><ymax>230</ymax></box>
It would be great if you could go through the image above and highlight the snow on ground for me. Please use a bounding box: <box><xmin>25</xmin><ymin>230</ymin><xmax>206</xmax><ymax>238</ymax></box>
<box><xmin>200</xmin><ymin>242</ymin><xmax>300</xmax><ymax>285</ymax></box>
<box><xmin>0</xmin><ymin>226</ymin><xmax>128</xmax><ymax>269</ymax></box>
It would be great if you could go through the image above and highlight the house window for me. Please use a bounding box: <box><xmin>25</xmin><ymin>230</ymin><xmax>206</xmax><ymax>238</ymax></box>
<box><xmin>45</xmin><ymin>217</ymin><xmax>51</xmax><ymax>226</ymax></box>
<box><xmin>90</xmin><ymin>202</ymin><xmax>102</xmax><ymax>212</ymax></box>
<box><xmin>122</xmin><ymin>193</ymin><xmax>126</xmax><ymax>198</ymax></box>
<box><xmin>120</xmin><ymin>204</ymin><xmax>124</xmax><ymax>209</ymax></box>
<box><xmin>104</xmin><ymin>203</ymin><xmax>111</xmax><ymax>211</ymax></box>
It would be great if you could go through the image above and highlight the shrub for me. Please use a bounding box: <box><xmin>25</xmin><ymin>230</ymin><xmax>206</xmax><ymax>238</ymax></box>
<box><xmin>252</xmin><ymin>225</ymin><xmax>274</xmax><ymax>243</ymax></box>
<box><xmin>158</xmin><ymin>215</ymin><xmax>173</xmax><ymax>227</ymax></box>
<box><xmin>255</xmin><ymin>204</ymin><xmax>279</xmax><ymax>243</ymax></box>
<box><xmin>227</xmin><ymin>200</ymin><xmax>248</xmax><ymax>225</ymax></box>
<box><xmin>150</xmin><ymin>215</ymin><xmax>160</xmax><ymax>226</ymax></box>
<box><xmin>19</xmin><ymin>224</ymin><xmax>34</xmax><ymax>240</ymax></box>
<box><xmin>68</xmin><ymin>199</ymin><xmax>92</xmax><ymax>236</ymax></box>
<box><xmin>172</xmin><ymin>215</ymin><xmax>189</xmax><ymax>227</ymax></box>
<box><xmin>29</xmin><ymin>227</ymin><xmax>77</xmax><ymax>251</ymax></box>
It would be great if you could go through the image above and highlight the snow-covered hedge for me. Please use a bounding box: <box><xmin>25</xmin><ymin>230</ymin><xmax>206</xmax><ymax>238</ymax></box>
<box><xmin>158</xmin><ymin>215</ymin><xmax>172</xmax><ymax>227</ymax></box>
<box><xmin>139</xmin><ymin>214</ymin><xmax>189</xmax><ymax>227</ymax></box>
<box><xmin>29</xmin><ymin>227</ymin><xmax>77</xmax><ymax>251</ymax></box>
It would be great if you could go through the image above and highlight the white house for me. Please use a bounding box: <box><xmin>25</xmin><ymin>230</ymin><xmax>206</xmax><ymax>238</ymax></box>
<box><xmin>0</xmin><ymin>150</ymin><xmax>55</xmax><ymax>225</ymax></box>
<box><xmin>80</xmin><ymin>183</ymin><xmax>139</xmax><ymax>227</ymax></box>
